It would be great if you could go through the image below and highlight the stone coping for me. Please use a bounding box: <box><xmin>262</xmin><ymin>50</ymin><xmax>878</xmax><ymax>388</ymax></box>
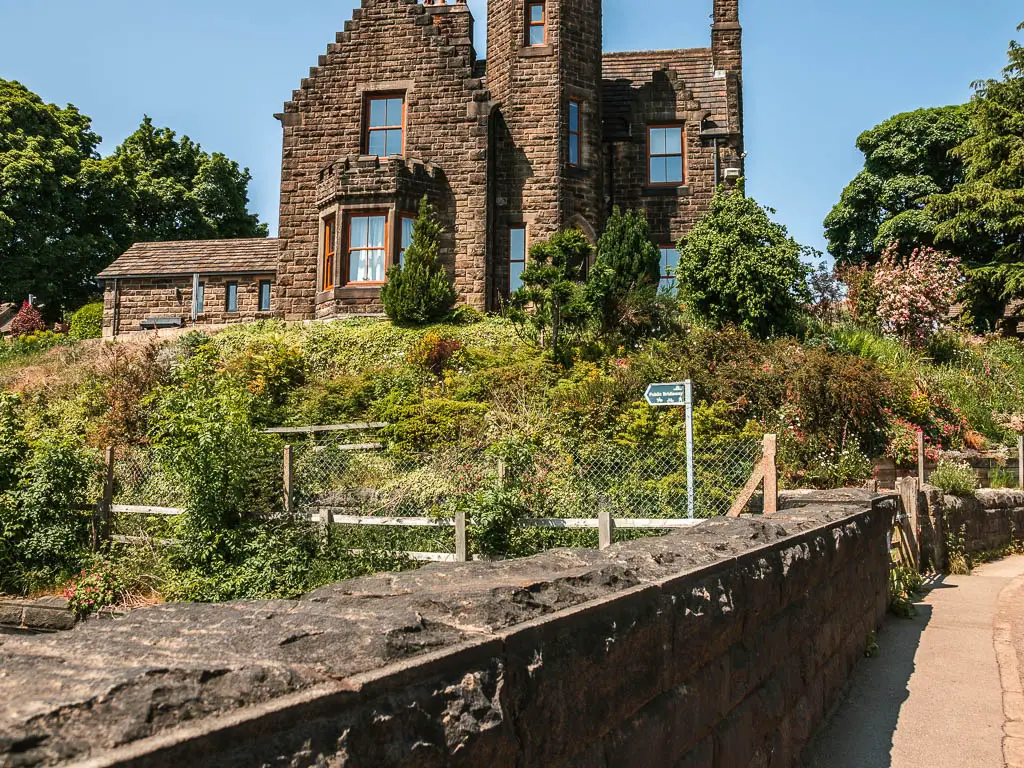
<box><xmin>0</xmin><ymin>597</ymin><xmax>75</xmax><ymax>633</ymax></box>
<box><xmin>0</xmin><ymin>499</ymin><xmax>884</xmax><ymax>767</ymax></box>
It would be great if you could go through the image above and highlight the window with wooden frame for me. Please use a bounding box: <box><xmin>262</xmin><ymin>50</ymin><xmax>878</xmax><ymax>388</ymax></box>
<box><xmin>365</xmin><ymin>94</ymin><xmax>405</xmax><ymax>157</ymax></box>
<box><xmin>568</xmin><ymin>100</ymin><xmax>582</xmax><ymax>166</ymax></box>
<box><xmin>346</xmin><ymin>212</ymin><xmax>389</xmax><ymax>284</ymax></box>
<box><xmin>527</xmin><ymin>2</ymin><xmax>546</xmax><ymax>46</ymax></box>
<box><xmin>398</xmin><ymin>214</ymin><xmax>416</xmax><ymax>267</ymax></box>
<box><xmin>659</xmin><ymin>246</ymin><xmax>680</xmax><ymax>294</ymax></box>
<box><xmin>648</xmin><ymin>125</ymin><xmax>685</xmax><ymax>185</ymax></box>
<box><xmin>225</xmin><ymin>282</ymin><xmax>238</xmax><ymax>313</ymax></box>
<box><xmin>322</xmin><ymin>215</ymin><xmax>337</xmax><ymax>291</ymax></box>
<box><xmin>258</xmin><ymin>280</ymin><xmax>272</xmax><ymax>312</ymax></box>
<box><xmin>509</xmin><ymin>226</ymin><xmax>527</xmax><ymax>294</ymax></box>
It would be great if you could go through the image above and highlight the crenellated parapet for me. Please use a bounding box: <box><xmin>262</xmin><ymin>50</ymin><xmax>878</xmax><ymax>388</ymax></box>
<box><xmin>315</xmin><ymin>155</ymin><xmax>447</xmax><ymax>210</ymax></box>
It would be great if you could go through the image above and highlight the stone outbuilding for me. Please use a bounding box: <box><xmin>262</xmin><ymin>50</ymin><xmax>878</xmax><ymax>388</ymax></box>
<box><xmin>100</xmin><ymin>0</ymin><xmax>745</xmax><ymax>336</ymax></box>
<box><xmin>98</xmin><ymin>240</ymin><xmax>280</xmax><ymax>336</ymax></box>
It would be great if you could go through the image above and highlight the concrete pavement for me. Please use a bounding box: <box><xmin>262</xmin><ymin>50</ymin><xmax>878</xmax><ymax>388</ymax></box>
<box><xmin>806</xmin><ymin>555</ymin><xmax>1024</xmax><ymax>768</ymax></box>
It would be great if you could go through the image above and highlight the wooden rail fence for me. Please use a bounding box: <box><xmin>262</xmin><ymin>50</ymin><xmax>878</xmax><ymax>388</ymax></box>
<box><xmin>86</xmin><ymin>427</ymin><xmax>783</xmax><ymax>563</ymax></box>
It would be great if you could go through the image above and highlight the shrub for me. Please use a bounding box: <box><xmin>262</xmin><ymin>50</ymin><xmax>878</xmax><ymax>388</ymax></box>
<box><xmin>9</xmin><ymin>301</ymin><xmax>46</xmax><ymax>337</ymax></box>
<box><xmin>0</xmin><ymin>393</ymin><xmax>25</xmax><ymax>491</ymax></box>
<box><xmin>381</xmin><ymin>197</ymin><xmax>457</xmax><ymax>325</ymax></box>
<box><xmin>676</xmin><ymin>182</ymin><xmax>810</xmax><ymax>338</ymax></box>
<box><xmin>69</xmin><ymin>302</ymin><xmax>104</xmax><ymax>340</ymax></box>
<box><xmin>836</xmin><ymin>263</ymin><xmax>881</xmax><ymax>324</ymax></box>
<box><xmin>407</xmin><ymin>332</ymin><xmax>463</xmax><ymax>377</ymax></box>
<box><xmin>0</xmin><ymin>433</ymin><xmax>99</xmax><ymax>594</ymax></box>
<box><xmin>508</xmin><ymin>228</ymin><xmax>594</xmax><ymax>362</ymax></box>
<box><xmin>447</xmin><ymin>305</ymin><xmax>485</xmax><ymax>326</ymax></box>
<box><xmin>873</xmin><ymin>244</ymin><xmax>963</xmax><ymax>346</ymax></box>
<box><xmin>930</xmin><ymin>459</ymin><xmax>978</xmax><ymax>497</ymax></box>
<box><xmin>588</xmin><ymin>207</ymin><xmax>662</xmax><ymax>334</ymax></box>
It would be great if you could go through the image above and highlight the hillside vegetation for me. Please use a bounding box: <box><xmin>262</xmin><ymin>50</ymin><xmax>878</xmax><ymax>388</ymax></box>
<box><xmin>2</xmin><ymin>310</ymin><xmax>1024</xmax><ymax>603</ymax></box>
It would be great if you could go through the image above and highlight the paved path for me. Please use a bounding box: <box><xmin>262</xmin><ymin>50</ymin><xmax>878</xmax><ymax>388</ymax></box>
<box><xmin>806</xmin><ymin>555</ymin><xmax>1024</xmax><ymax>768</ymax></box>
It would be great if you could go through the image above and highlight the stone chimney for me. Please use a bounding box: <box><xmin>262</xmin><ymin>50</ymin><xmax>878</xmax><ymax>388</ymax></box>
<box><xmin>712</xmin><ymin>0</ymin><xmax>741</xmax><ymax>75</ymax></box>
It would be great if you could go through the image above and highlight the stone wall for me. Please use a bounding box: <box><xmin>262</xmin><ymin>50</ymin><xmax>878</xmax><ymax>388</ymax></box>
<box><xmin>920</xmin><ymin>488</ymin><xmax>1024</xmax><ymax>571</ymax></box>
<box><xmin>103</xmin><ymin>274</ymin><xmax>280</xmax><ymax>337</ymax></box>
<box><xmin>0</xmin><ymin>499</ymin><xmax>891</xmax><ymax>767</ymax></box>
<box><xmin>874</xmin><ymin>454</ymin><xmax>1022</xmax><ymax>491</ymax></box>
<box><xmin>277</xmin><ymin>0</ymin><xmax>491</xmax><ymax>320</ymax></box>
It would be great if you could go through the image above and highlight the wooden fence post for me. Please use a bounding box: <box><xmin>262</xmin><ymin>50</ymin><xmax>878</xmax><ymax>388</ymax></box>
<box><xmin>1018</xmin><ymin>434</ymin><xmax>1023</xmax><ymax>491</ymax></box>
<box><xmin>896</xmin><ymin>476</ymin><xmax>921</xmax><ymax>571</ymax></box>
<box><xmin>283</xmin><ymin>445</ymin><xmax>294</xmax><ymax>516</ymax></box>
<box><xmin>918</xmin><ymin>430</ymin><xmax>926</xmax><ymax>486</ymax></box>
<box><xmin>94</xmin><ymin>446</ymin><xmax>114</xmax><ymax>549</ymax></box>
<box><xmin>455</xmin><ymin>512</ymin><xmax>468</xmax><ymax>563</ymax></box>
<box><xmin>763</xmin><ymin>434</ymin><xmax>778</xmax><ymax>516</ymax></box>
<box><xmin>598</xmin><ymin>501</ymin><xmax>614</xmax><ymax>550</ymax></box>
<box><xmin>497</xmin><ymin>458</ymin><xmax>506</xmax><ymax>487</ymax></box>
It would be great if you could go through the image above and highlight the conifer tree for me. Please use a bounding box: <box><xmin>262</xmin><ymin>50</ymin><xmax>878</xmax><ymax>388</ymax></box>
<box><xmin>380</xmin><ymin>197</ymin><xmax>457</xmax><ymax>325</ymax></box>
<box><xmin>587</xmin><ymin>207</ymin><xmax>663</xmax><ymax>334</ymax></box>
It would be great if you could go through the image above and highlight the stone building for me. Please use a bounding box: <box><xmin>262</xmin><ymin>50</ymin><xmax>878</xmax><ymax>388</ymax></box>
<box><xmin>99</xmin><ymin>0</ymin><xmax>744</xmax><ymax>336</ymax></box>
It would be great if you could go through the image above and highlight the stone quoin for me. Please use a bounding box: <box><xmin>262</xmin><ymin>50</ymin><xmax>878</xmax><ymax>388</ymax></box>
<box><xmin>98</xmin><ymin>0</ymin><xmax>744</xmax><ymax>337</ymax></box>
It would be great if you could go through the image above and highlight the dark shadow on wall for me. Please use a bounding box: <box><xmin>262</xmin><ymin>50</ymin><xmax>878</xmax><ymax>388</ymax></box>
<box><xmin>488</xmin><ymin>108</ymin><xmax>531</xmax><ymax>309</ymax></box>
<box><xmin>802</xmin><ymin>587</ymin><xmax>940</xmax><ymax>768</ymax></box>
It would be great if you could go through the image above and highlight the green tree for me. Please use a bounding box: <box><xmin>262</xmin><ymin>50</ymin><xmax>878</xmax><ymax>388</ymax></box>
<box><xmin>0</xmin><ymin>80</ymin><xmax>109</xmax><ymax>315</ymax></box>
<box><xmin>508</xmin><ymin>229</ymin><xmax>593</xmax><ymax>361</ymax></box>
<box><xmin>677</xmin><ymin>182</ymin><xmax>809</xmax><ymax>338</ymax></box>
<box><xmin>929</xmin><ymin>24</ymin><xmax>1024</xmax><ymax>300</ymax></box>
<box><xmin>102</xmin><ymin>116</ymin><xmax>268</xmax><ymax>244</ymax></box>
<box><xmin>587</xmin><ymin>207</ymin><xmax>662</xmax><ymax>335</ymax></box>
<box><xmin>0</xmin><ymin>82</ymin><xmax>268</xmax><ymax>317</ymax></box>
<box><xmin>381</xmin><ymin>197</ymin><xmax>457</xmax><ymax>324</ymax></box>
<box><xmin>824</xmin><ymin>105</ymin><xmax>974</xmax><ymax>265</ymax></box>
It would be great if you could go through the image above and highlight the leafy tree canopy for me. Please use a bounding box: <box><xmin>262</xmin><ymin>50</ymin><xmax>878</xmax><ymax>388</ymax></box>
<box><xmin>824</xmin><ymin>105</ymin><xmax>973</xmax><ymax>265</ymax></box>
<box><xmin>0</xmin><ymin>79</ymin><xmax>105</xmax><ymax>314</ymax></box>
<box><xmin>678</xmin><ymin>182</ymin><xmax>809</xmax><ymax>338</ymax></box>
<box><xmin>102</xmin><ymin>116</ymin><xmax>268</xmax><ymax>244</ymax></box>
<box><xmin>0</xmin><ymin>82</ymin><xmax>267</xmax><ymax>317</ymax></box>
<box><xmin>928</xmin><ymin>23</ymin><xmax>1024</xmax><ymax>298</ymax></box>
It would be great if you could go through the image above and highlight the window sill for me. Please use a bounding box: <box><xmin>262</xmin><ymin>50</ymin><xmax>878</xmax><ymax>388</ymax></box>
<box><xmin>520</xmin><ymin>45</ymin><xmax>553</xmax><ymax>58</ymax></box>
<box><xmin>643</xmin><ymin>185</ymin><xmax>691</xmax><ymax>197</ymax></box>
<box><xmin>318</xmin><ymin>285</ymin><xmax>384</xmax><ymax>303</ymax></box>
<box><xmin>566</xmin><ymin>165</ymin><xmax>591</xmax><ymax>179</ymax></box>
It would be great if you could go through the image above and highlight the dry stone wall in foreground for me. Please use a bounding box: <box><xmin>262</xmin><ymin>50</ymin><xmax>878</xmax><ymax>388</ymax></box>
<box><xmin>0</xmin><ymin>494</ymin><xmax>892</xmax><ymax>768</ymax></box>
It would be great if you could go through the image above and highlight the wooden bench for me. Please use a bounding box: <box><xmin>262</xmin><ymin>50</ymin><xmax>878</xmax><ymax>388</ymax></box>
<box><xmin>139</xmin><ymin>317</ymin><xmax>185</xmax><ymax>330</ymax></box>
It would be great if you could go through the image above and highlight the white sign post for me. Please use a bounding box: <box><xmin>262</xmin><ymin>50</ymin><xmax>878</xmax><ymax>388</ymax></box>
<box><xmin>644</xmin><ymin>381</ymin><xmax>695</xmax><ymax>519</ymax></box>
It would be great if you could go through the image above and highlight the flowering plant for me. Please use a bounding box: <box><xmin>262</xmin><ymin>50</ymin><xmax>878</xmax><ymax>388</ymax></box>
<box><xmin>885</xmin><ymin>418</ymin><xmax>922</xmax><ymax>466</ymax></box>
<box><xmin>873</xmin><ymin>244</ymin><xmax>963</xmax><ymax>346</ymax></box>
<box><xmin>63</xmin><ymin>565</ymin><xmax>122</xmax><ymax>619</ymax></box>
<box><xmin>996</xmin><ymin>413</ymin><xmax>1024</xmax><ymax>435</ymax></box>
<box><xmin>9</xmin><ymin>301</ymin><xmax>46</xmax><ymax>337</ymax></box>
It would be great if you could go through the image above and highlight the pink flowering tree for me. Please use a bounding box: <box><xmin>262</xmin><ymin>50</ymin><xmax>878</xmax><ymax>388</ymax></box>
<box><xmin>872</xmin><ymin>244</ymin><xmax>963</xmax><ymax>346</ymax></box>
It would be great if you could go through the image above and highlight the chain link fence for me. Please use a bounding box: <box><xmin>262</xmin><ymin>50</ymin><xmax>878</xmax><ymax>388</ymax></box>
<box><xmin>111</xmin><ymin>445</ymin><xmax>188</xmax><ymax>508</ymax></box>
<box><xmin>290</xmin><ymin>432</ymin><xmax>763</xmax><ymax>522</ymax></box>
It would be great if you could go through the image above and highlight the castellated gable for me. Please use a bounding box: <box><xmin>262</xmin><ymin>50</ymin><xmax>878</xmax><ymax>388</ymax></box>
<box><xmin>99</xmin><ymin>0</ymin><xmax>744</xmax><ymax>335</ymax></box>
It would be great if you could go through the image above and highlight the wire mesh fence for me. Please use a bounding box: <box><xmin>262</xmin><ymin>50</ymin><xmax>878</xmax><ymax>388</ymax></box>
<box><xmin>111</xmin><ymin>445</ymin><xmax>188</xmax><ymax>508</ymax></box>
<box><xmin>290</xmin><ymin>433</ymin><xmax>764</xmax><ymax>522</ymax></box>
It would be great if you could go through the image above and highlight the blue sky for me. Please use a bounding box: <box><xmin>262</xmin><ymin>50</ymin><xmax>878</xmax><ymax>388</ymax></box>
<box><xmin>1</xmin><ymin>0</ymin><xmax>1021</xmax><ymax>257</ymax></box>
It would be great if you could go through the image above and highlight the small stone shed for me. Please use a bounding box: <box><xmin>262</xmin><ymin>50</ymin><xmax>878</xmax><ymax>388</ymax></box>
<box><xmin>97</xmin><ymin>239</ymin><xmax>281</xmax><ymax>338</ymax></box>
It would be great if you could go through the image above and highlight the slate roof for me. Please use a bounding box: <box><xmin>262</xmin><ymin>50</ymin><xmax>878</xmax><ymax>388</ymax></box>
<box><xmin>98</xmin><ymin>239</ymin><xmax>280</xmax><ymax>279</ymax></box>
<box><xmin>0</xmin><ymin>303</ymin><xmax>16</xmax><ymax>336</ymax></box>
<box><xmin>602</xmin><ymin>48</ymin><xmax>730</xmax><ymax>141</ymax></box>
